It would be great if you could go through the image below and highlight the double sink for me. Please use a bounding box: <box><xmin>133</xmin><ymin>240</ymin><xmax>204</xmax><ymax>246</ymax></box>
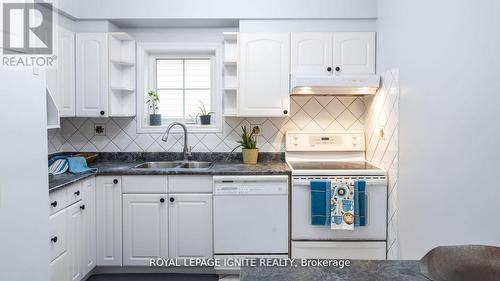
<box><xmin>135</xmin><ymin>161</ymin><xmax>213</xmax><ymax>169</ymax></box>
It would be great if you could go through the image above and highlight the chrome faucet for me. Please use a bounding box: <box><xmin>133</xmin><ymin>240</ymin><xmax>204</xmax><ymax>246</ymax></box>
<box><xmin>161</xmin><ymin>122</ymin><xmax>192</xmax><ymax>161</ymax></box>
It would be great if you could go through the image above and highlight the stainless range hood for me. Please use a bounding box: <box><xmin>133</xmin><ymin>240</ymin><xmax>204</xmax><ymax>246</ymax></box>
<box><xmin>290</xmin><ymin>75</ymin><xmax>380</xmax><ymax>96</ymax></box>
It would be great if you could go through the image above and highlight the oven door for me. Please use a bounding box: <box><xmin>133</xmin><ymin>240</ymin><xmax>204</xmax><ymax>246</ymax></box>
<box><xmin>292</xmin><ymin>176</ymin><xmax>387</xmax><ymax>240</ymax></box>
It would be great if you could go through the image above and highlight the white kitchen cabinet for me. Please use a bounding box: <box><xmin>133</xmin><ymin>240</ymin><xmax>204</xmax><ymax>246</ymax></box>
<box><xmin>333</xmin><ymin>32</ymin><xmax>375</xmax><ymax>74</ymax></box>
<box><xmin>122</xmin><ymin>194</ymin><xmax>169</xmax><ymax>266</ymax></box>
<box><xmin>291</xmin><ymin>32</ymin><xmax>333</xmax><ymax>76</ymax></box>
<box><xmin>291</xmin><ymin>32</ymin><xmax>376</xmax><ymax>76</ymax></box>
<box><xmin>96</xmin><ymin>176</ymin><xmax>122</xmax><ymax>266</ymax></box>
<box><xmin>50</xmin><ymin>251</ymin><xmax>69</xmax><ymax>281</ymax></box>
<box><xmin>67</xmin><ymin>202</ymin><xmax>84</xmax><ymax>281</ymax></box>
<box><xmin>58</xmin><ymin>26</ymin><xmax>76</xmax><ymax>117</ymax></box>
<box><xmin>168</xmin><ymin>194</ymin><xmax>213</xmax><ymax>258</ymax></box>
<box><xmin>76</xmin><ymin>33</ymin><xmax>109</xmax><ymax>117</ymax></box>
<box><xmin>238</xmin><ymin>32</ymin><xmax>290</xmax><ymax>117</ymax></box>
<box><xmin>81</xmin><ymin>177</ymin><xmax>96</xmax><ymax>276</ymax></box>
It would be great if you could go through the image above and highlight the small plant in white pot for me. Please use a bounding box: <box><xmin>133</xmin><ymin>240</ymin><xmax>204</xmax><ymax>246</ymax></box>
<box><xmin>198</xmin><ymin>101</ymin><xmax>214</xmax><ymax>125</ymax></box>
<box><xmin>147</xmin><ymin>91</ymin><xmax>161</xmax><ymax>126</ymax></box>
<box><xmin>231</xmin><ymin>126</ymin><xmax>259</xmax><ymax>164</ymax></box>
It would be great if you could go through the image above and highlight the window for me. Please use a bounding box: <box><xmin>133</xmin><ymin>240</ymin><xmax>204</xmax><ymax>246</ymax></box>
<box><xmin>155</xmin><ymin>58</ymin><xmax>212</xmax><ymax>123</ymax></box>
<box><xmin>136</xmin><ymin>42</ymin><xmax>223</xmax><ymax>133</ymax></box>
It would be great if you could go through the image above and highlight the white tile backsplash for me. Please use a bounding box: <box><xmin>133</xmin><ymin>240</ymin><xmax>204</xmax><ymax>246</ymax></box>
<box><xmin>364</xmin><ymin>68</ymin><xmax>400</xmax><ymax>259</ymax></box>
<box><xmin>48</xmin><ymin>96</ymin><xmax>366</xmax><ymax>154</ymax></box>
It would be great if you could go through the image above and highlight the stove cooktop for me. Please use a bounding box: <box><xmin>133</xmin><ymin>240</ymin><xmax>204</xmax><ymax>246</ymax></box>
<box><xmin>288</xmin><ymin>161</ymin><xmax>381</xmax><ymax>171</ymax></box>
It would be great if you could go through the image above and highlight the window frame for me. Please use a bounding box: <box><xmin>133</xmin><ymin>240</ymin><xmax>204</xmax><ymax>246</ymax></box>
<box><xmin>137</xmin><ymin>42</ymin><xmax>223</xmax><ymax>134</ymax></box>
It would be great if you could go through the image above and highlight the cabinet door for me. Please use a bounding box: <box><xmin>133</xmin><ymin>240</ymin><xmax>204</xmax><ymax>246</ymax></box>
<box><xmin>238</xmin><ymin>33</ymin><xmax>290</xmax><ymax>117</ymax></box>
<box><xmin>333</xmin><ymin>32</ymin><xmax>375</xmax><ymax>74</ymax></box>
<box><xmin>291</xmin><ymin>32</ymin><xmax>333</xmax><ymax>76</ymax></box>
<box><xmin>58</xmin><ymin>27</ymin><xmax>76</xmax><ymax>117</ymax></box>
<box><xmin>81</xmin><ymin>177</ymin><xmax>96</xmax><ymax>275</ymax></box>
<box><xmin>49</xmin><ymin>251</ymin><xmax>69</xmax><ymax>281</ymax></box>
<box><xmin>76</xmin><ymin>33</ymin><xmax>108</xmax><ymax>117</ymax></box>
<box><xmin>67</xmin><ymin>202</ymin><xmax>84</xmax><ymax>281</ymax></box>
<box><xmin>96</xmin><ymin>176</ymin><xmax>122</xmax><ymax>266</ymax></box>
<box><xmin>123</xmin><ymin>194</ymin><xmax>168</xmax><ymax>266</ymax></box>
<box><xmin>169</xmin><ymin>194</ymin><xmax>213</xmax><ymax>258</ymax></box>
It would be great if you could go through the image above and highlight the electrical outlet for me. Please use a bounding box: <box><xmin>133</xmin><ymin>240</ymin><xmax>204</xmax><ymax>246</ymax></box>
<box><xmin>94</xmin><ymin>124</ymin><xmax>106</xmax><ymax>136</ymax></box>
<box><xmin>379</xmin><ymin>126</ymin><xmax>385</xmax><ymax>140</ymax></box>
<box><xmin>251</xmin><ymin>124</ymin><xmax>262</xmax><ymax>136</ymax></box>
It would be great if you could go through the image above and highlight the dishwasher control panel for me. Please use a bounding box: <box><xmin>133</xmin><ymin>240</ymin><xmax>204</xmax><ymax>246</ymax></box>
<box><xmin>213</xmin><ymin>175</ymin><xmax>288</xmax><ymax>195</ymax></box>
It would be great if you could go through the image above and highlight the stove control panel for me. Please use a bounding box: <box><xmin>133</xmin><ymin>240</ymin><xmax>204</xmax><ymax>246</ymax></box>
<box><xmin>286</xmin><ymin>130</ymin><xmax>365</xmax><ymax>151</ymax></box>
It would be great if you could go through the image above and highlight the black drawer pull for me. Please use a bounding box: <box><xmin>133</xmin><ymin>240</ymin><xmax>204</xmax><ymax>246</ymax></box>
<box><xmin>113</xmin><ymin>179</ymin><xmax>118</xmax><ymax>184</ymax></box>
<box><xmin>51</xmin><ymin>236</ymin><xmax>58</xmax><ymax>243</ymax></box>
<box><xmin>50</xmin><ymin>201</ymin><xmax>57</xmax><ymax>207</ymax></box>
<box><xmin>80</xmin><ymin>205</ymin><xmax>85</xmax><ymax>210</ymax></box>
<box><xmin>160</xmin><ymin>198</ymin><xmax>165</xmax><ymax>203</ymax></box>
<box><xmin>169</xmin><ymin>197</ymin><xmax>175</xmax><ymax>203</ymax></box>
<box><xmin>74</xmin><ymin>190</ymin><xmax>80</xmax><ymax>196</ymax></box>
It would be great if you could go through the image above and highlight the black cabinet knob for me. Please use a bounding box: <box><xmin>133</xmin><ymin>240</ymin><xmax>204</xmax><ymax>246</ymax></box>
<box><xmin>74</xmin><ymin>190</ymin><xmax>80</xmax><ymax>196</ymax></box>
<box><xmin>51</xmin><ymin>236</ymin><xmax>58</xmax><ymax>243</ymax></box>
<box><xmin>50</xmin><ymin>201</ymin><xmax>57</xmax><ymax>207</ymax></box>
<box><xmin>327</xmin><ymin>66</ymin><xmax>332</xmax><ymax>72</ymax></box>
<box><xmin>169</xmin><ymin>197</ymin><xmax>175</xmax><ymax>203</ymax></box>
<box><xmin>283</xmin><ymin>110</ymin><xmax>288</xmax><ymax>115</ymax></box>
<box><xmin>100</xmin><ymin>110</ymin><xmax>105</xmax><ymax>116</ymax></box>
<box><xmin>335</xmin><ymin>66</ymin><xmax>341</xmax><ymax>72</ymax></box>
<box><xmin>160</xmin><ymin>198</ymin><xmax>165</xmax><ymax>203</ymax></box>
<box><xmin>113</xmin><ymin>179</ymin><xmax>118</xmax><ymax>184</ymax></box>
<box><xmin>80</xmin><ymin>205</ymin><xmax>85</xmax><ymax>210</ymax></box>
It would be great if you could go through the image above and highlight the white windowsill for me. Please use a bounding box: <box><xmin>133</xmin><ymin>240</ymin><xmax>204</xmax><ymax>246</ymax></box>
<box><xmin>137</xmin><ymin>123</ymin><xmax>222</xmax><ymax>134</ymax></box>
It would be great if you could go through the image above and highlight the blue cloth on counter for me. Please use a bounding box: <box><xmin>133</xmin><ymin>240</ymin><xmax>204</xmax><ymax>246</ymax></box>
<box><xmin>310</xmin><ymin>180</ymin><xmax>331</xmax><ymax>226</ymax></box>
<box><xmin>48</xmin><ymin>159</ymin><xmax>69</xmax><ymax>175</ymax></box>
<box><xmin>354</xmin><ymin>180</ymin><xmax>366</xmax><ymax>226</ymax></box>
<box><xmin>67</xmin><ymin>156</ymin><xmax>97</xmax><ymax>174</ymax></box>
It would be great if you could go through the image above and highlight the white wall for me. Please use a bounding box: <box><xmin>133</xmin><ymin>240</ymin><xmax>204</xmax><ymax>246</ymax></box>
<box><xmin>57</xmin><ymin>0</ymin><xmax>377</xmax><ymax>20</ymax></box>
<box><xmin>0</xmin><ymin>69</ymin><xmax>50</xmax><ymax>281</ymax></box>
<box><xmin>377</xmin><ymin>0</ymin><xmax>500</xmax><ymax>259</ymax></box>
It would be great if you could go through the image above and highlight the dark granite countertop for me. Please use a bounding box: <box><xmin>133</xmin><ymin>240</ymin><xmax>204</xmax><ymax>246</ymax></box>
<box><xmin>49</xmin><ymin>152</ymin><xmax>291</xmax><ymax>192</ymax></box>
<box><xmin>240</xmin><ymin>260</ymin><xmax>430</xmax><ymax>281</ymax></box>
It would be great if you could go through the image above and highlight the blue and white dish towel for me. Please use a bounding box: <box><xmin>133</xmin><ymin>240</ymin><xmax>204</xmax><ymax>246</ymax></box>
<box><xmin>331</xmin><ymin>182</ymin><xmax>355</xmax><ymax>230</ymax></box>
<box><xmin>48</xmin><ymin>156</ymin><xmax>97</xmax><ymax>175</ymax></box>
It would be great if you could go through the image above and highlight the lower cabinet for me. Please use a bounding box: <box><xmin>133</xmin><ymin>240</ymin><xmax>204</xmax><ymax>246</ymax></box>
<box><xmin>96</xmin><ymin>176</ymin><xmax>122</xmax><ymax>266</ymax></box>
<box><xmin>168</xmin><ymin>194</ymin><xmax>213</xmax><ymax>258</ymax></box>
<box><xmin>81</xmin><ymin>177</ymin><xmax>97</xmax><ymax>276</ymax></box>
<box><xmin>122</xmin><ymin>194</ymin><xmax>168</xmax><ymax>266</ymax></box>
<box><xmin>49</xmin><ymin>177</ymin><xmax>96</xmax><ymax>281</ymax></box>
<box><xmin>67</xmin><ymin>202</ymin><xmax>84</xmax><ymax>281</ymax></box>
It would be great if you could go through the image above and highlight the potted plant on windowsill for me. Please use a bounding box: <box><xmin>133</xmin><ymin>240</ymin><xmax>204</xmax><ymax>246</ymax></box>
<box><xmin>232</xmin><ymin>126</ymin><xmax>259</xmax><ymax>164</ymax></box>
<box><xmin>198</xmin><ymin>101</ymin><xmax>214</xmax><ymax>125</ymax></box>
<box><xmin>147</xmin><ymin>91</ymin><xmax>161</xmax><ymax>126</ymax></box>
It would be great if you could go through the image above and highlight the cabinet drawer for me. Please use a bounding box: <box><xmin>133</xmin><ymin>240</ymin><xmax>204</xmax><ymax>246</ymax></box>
<box><xmin>122</xmin><ymin>175</ymin><xmax>168</xmax><ymax>193</ymax></box>
<box><xmin>291</xmin><ymin>241</ymin><xmax>386</xmax><ymax>260</ymax></box>
<box><xmin>168</xmin><ymin>175</ymin><xmax>212</xmax><ymax>193</ymax></box>
<box><xmin>49</xmin><ymin>209</ymin><xmax>67</xmax><ymax>261</ymax></box>
<box><xmin>49</xmin><ymin>251</ymin><xmax>68</xmax><ymax>281</ymax></box>
<box><xmin>66</xmin><ymin>181</ymin><xmax>83</xmax><ymax>205</ymax></box>
<box><xmin>49</xmin><ymin>188</ymin><xmax>68</xmax><ymax>215</ymax></box>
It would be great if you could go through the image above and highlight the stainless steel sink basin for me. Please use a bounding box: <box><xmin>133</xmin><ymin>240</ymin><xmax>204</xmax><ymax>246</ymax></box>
<box><xmin>178</xmin><ymin>161</ymin><xmax>213</xmax><ymax>169</ymax></box>
<box><xmin>135</xmin><ymin>161</ymin><xmax>183</xmax><ymax>168</ymax></box>
<box><xmin>134</xmin><ymin>161</ymin><xmax>213</xmax><ymax>169</ymax></box>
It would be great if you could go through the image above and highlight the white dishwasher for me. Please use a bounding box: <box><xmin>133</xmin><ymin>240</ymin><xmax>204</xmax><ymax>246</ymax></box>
<box><xmin>213</xmin><ymin>175</ymin><xmax>289</xmax><ymax>255</ymax></box>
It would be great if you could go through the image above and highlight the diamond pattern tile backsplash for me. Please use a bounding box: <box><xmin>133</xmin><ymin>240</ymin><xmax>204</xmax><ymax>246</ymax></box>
<box><xmin>364</xmin><ymin>68</ymin><xmax>400</xmax><ymax>259</ymax></box>
<box><xmin>47</xmin><ymin>96</ymin><xmax>366</xmax><ymax>154</ymax></box>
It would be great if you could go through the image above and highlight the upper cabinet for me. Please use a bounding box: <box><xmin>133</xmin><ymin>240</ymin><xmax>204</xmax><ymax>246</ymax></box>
<box><xmin>76</xmin><ymin>33</ymin><xmax>109</xmax><ymax>117</ymax></box>
<box><xmin>291</xmin><ymin>32</ymin><xmax>333</xmax><ymax>76</ymax></box>
<box><xmin>58</xmin><ymin>27</ymin><xmax>76</xmax><ymax>117</ymax></box>
<box><xmin>291</xmin><ymin>32</ymin><xmax>376</xmax><ymax>76</ymax></box>
<box><xmin>46</xmin><ymin>25</ymin><xmax>76</xmax><ymax>120</ymax></box>
<box><xmin>238</xmin><ymin>33</ymin><xmax>290</xmax><ymax>117</ymax></box>
<box><xmin>75</xmin><ymin>32</ymin><xmax>136</xmax><ymax>118</ymax></box>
